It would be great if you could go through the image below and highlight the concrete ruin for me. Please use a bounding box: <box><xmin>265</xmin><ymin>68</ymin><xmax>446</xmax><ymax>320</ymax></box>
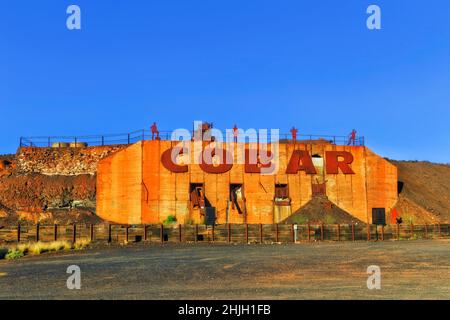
<box><xmin>96</xmin><ymin>140</ymin><xmax>398</xmax><ymax>225</ymax></box>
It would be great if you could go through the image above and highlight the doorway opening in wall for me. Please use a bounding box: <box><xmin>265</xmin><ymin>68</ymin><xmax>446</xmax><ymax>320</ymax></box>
<box><xmin>275</xmin><ymin>184</ymin><xmax>290</xmax><ymax>205</ymax></box>
<box><xmin>229</xmin><ymin>184</ymin><xmax>244</xmax><ymax>214</ymax></box>
<box><xmin>311</xmin><ymin>154</ymin><xmax>326</xmax><ymax>197</ymax></box>
<box><xmin>190</xmin><ymin>183</ymin><xmax>209</xmax><ymax>209</ymax></box>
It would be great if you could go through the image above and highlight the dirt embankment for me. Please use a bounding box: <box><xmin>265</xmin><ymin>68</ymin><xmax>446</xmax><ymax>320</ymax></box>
<box><xmin>0</xmin><ymin>146</ymin><xmax>125</xmax><ymax>225</ymax></box>
<box><xmin>390</xmin><ymin>160</ymin><xmax>450</xmax><ymax>224</ymax></box>
<box><xmin>282</xmin><ymin>196</ymin><xmax>363</xmax><ymax>225</ymax></box>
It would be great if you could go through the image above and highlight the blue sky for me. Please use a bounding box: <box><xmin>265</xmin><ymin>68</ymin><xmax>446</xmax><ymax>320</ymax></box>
<box><xmin>1</xmin><ymin>0</ymin><xmax>449</xmax><ymax>162</ymax></box>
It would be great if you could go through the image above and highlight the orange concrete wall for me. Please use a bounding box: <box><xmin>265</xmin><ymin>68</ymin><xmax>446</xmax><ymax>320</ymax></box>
<box><xmin>96</xmin><ymin>142</ymin><xmax>142</xmax><ymax>224</ymax></box>
<box><xmin>96</xmin><ymin>140</ymin><xmax>398</xmax><ymax>224</ymax></box>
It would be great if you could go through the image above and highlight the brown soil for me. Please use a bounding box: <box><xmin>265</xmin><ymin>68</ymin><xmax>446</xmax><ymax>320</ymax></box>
<box><xmin>390</xmin><ymin>160</ymin><xmax>450</xmax><ymax>224</ymax></box>
<box><xmin>282</xmin><ymin>195</ymin><xmax>364</xmax><ymax>224</ymax></box>
<box><xmin>0</xmin><ymin>153</ymin><xmax>102</xmax><ymax>225</ymax></box>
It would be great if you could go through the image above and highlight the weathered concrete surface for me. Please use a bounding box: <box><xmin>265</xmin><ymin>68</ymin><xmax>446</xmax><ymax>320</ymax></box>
<box><xmin>0</xmin><ymin>240</ymin><xmax>448</xmax><ymax>300</ymax></box>
<box><xmin>96</xmin><ymin>143</ymin><xmax>142</xmax><ymax>224</ymax></box>
<box><xmin>96</xmin><ymin>141</ymin><xmax>398</xmax><ymax>225</ymax></box>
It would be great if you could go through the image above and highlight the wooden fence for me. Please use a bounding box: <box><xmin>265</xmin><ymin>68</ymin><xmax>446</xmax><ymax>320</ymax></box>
<box><xmin>0</xmin><ymin>223</ymin><xmax>449</xmax><ymax>245</ymax></box>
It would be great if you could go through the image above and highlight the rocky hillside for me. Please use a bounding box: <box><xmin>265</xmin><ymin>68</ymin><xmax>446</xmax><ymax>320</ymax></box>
<box><xmin>390</xmin><ymin>160</ymin><xmax>450</xmax><ymax>224</ymax></box>
<box><xmin>0</xmin><ymin>145</ymin><xmax>125</xmax><ymax>225</ymax></box>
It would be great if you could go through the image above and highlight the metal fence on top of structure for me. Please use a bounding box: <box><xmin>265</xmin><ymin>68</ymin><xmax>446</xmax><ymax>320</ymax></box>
<box><xmin>19</xmin><ymin>129</ymin><xmax>365</xmax><ymax>148</ymax></box>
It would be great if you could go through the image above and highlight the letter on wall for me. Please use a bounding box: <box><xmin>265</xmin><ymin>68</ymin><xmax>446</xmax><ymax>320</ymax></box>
<box><xmin>245</xmin><ymin>149</ymin><xmax>273</xmax><ymax>173</ymax></box>
<box><xmin>325</xmin><ymin>151</ymin><xmax>355</xmax><ymax>174</ymax></box>
<box><xmin>161</xmin><ymin>147</ymin><xmax>189</xmax><ymax>173</ymax></box>
<box><xmin>199</xmin><ymin>148</ymin><xmax>233</xmax><ymax>174</ymax></box>
<box><xmin>286</xmin><ymin>150</ymin><xmax>317</xmax><ymax>174</ymax></box>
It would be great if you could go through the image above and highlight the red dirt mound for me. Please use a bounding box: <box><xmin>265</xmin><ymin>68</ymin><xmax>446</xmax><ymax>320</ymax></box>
<box><xmin>390</xmin><ymin>160</ymin><xmax>450</xmax><ymax>224</ymax></box>
<box><xmin>282</xmin><ymin>195</ymin><xmax>364</xmax><ymax>224</ymax></box>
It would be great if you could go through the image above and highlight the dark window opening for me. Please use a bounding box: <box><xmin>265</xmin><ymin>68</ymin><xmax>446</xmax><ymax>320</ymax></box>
<box><xmin>275</xmin><ymin>184</ymin><xmax>289</xmax><ymax>199</ymax></box>
<box><xmin>190</xmin><ymin>183</ymin><xmax>209</xmax><ymax>208</ymax></box>
<box><xmin>397</xmin><ymin>181</ymin><xmax>404</xmax><ymax>195</ymax></box>
<box><xmin>275</xmin><ymin>184</ymin><xmax>290</xmax><ymax>206</ymax></box>
<box><xmin>230</xmin><ymin>184</ymin><xmax>244</xmax><ymax>214</ymax></box>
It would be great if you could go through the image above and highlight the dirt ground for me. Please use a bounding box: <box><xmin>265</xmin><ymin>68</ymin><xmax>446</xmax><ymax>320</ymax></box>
<box><xmin>392</xmin><ymin>160</ymin><xmax>450</xmax><ymax>223</ymax></box>
<box><xmin>283</xmin><ymin>195</ymin><xmax>363</xmax><ymax>224</ymax></box>
<box><xmin>0</xmin><ymin>240</ymin><xmax>449</xmax><ymax>300</ymax></box>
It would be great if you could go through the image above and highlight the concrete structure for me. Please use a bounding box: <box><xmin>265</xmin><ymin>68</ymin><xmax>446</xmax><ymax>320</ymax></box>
<box><xmin>96</xmin><ymin>139</ymin><xmax>398</xmax><ymax>225</ymax></box>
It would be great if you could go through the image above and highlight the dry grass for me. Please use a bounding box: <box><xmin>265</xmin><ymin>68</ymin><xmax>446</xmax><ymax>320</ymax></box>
<box><xmin>1</xmin><ymin>239</ymin><xmax>91</xmax><ymax>260</ymax></box>
<box><xmin>74</xmin><ymin>239</ymin><xmax>90</xmax><ymax>250</ymax></box>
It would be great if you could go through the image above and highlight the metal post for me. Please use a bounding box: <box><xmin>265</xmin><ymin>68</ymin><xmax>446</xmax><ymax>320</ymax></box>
<box><xmin>19</xmin><ymin>137</ymin><xmax>23</xmax><ymax>147</ymax></box>
<box><xmin>54</xmin><ymin>224</ymin><xmax>58</xmax><ymax>241</ymax></box>
<box><xmin>160</xmin><ymin>224</ymin><xmax>164</xmax><ymax>243</ymax></box>
<box><xmin>291</xmin><ymin>224</ymin><xmax>295</xmax><ymax>243</ymax></box>
<box><xmin>36</xmin><ymin>223</ymin><xmax>40</xmax><ymax>242</ymax></box>
<box><xmin>259</xmin><ymin>224</ymin><xmax>263</xmax><ymax>244</ymax></box>
<box><xmin>178</xmin><ymin>224</ymin><xmax>182</xmax><ymax>242</ymax></box>
<box><xmin>245</xmin><ymin>223</ymin><xmax>248</xmax><ymax>243</ymax></box>
<box><xmin>108</xmin><ymin>224</ymin><xmax>112</xmax><ymax>243</ymax></box>
<box><xmin>195</xmin><ymin>224</ymin><xmax>199</xmax><ymax>243</ymax></box>
<box><xmin>17</xmin><ymin>223</ymin><xmax>21</xmax><ymax>243</ymax></box>
<box><xmin>101</xmin><ymin>136</ymin><xmax>105</xmax><ymax>146</ymax></box>
<box><xmin>275</xmin><ymin>224</ymin><xmax>279</xmax><ymax>242</ymax></box>
<box><xmin>337</xmin><ymin>224</ymin><xmax>340</xmax><ymax>241</ymax></box>
<box><xmin>227</xmin><ymin>224</ymin><xmax>231</xmax><ymax>243</ymax></box>
<box><xmin>125</xmin><ymin>226</ymin><xmax>129</xmax><ymax>242</ymax></box>
<box><xmin>90</xmin><ymin>224</ymin><xmax>94</xmax><ymax>242</ymax></box>
<box><xmin>72</xmin><ymin>224</ymin><xmax>77</xmax><ymax>243</ymax></box>
<box><xmin>144</xmin><ymin>224</ymin><xmax>148</xmax><ymax>241</ymax></box>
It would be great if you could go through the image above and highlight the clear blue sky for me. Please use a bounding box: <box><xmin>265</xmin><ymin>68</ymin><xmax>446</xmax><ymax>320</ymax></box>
<box><xmin>1</xmin><ymin>1</ymin><xmax>449</xmax><ymax>162</ymax></box>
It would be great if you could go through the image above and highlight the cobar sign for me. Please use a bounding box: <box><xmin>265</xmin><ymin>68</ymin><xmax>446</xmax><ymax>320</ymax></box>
<box><xmin>161</xmin><ymin>148</ymin><xmax>355</xmax><ymax>175</ymax></box>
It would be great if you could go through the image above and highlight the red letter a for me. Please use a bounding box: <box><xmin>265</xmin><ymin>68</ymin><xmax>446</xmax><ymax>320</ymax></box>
<box><xmin>286</xmin><ymin>150</ymin><xmax>317</xmax><ymax>174</ymax></box>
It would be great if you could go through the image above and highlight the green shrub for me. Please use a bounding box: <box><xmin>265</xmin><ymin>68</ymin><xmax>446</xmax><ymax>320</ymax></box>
<box><xmin>164</xmin><ymin>215</ymin><xmax>177</xmax><ymax>224</ymax></box>
<box><xmin>5</xmin><ymin>248</ymin><xmax>24</xmax><ymax>260</ymax></box>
